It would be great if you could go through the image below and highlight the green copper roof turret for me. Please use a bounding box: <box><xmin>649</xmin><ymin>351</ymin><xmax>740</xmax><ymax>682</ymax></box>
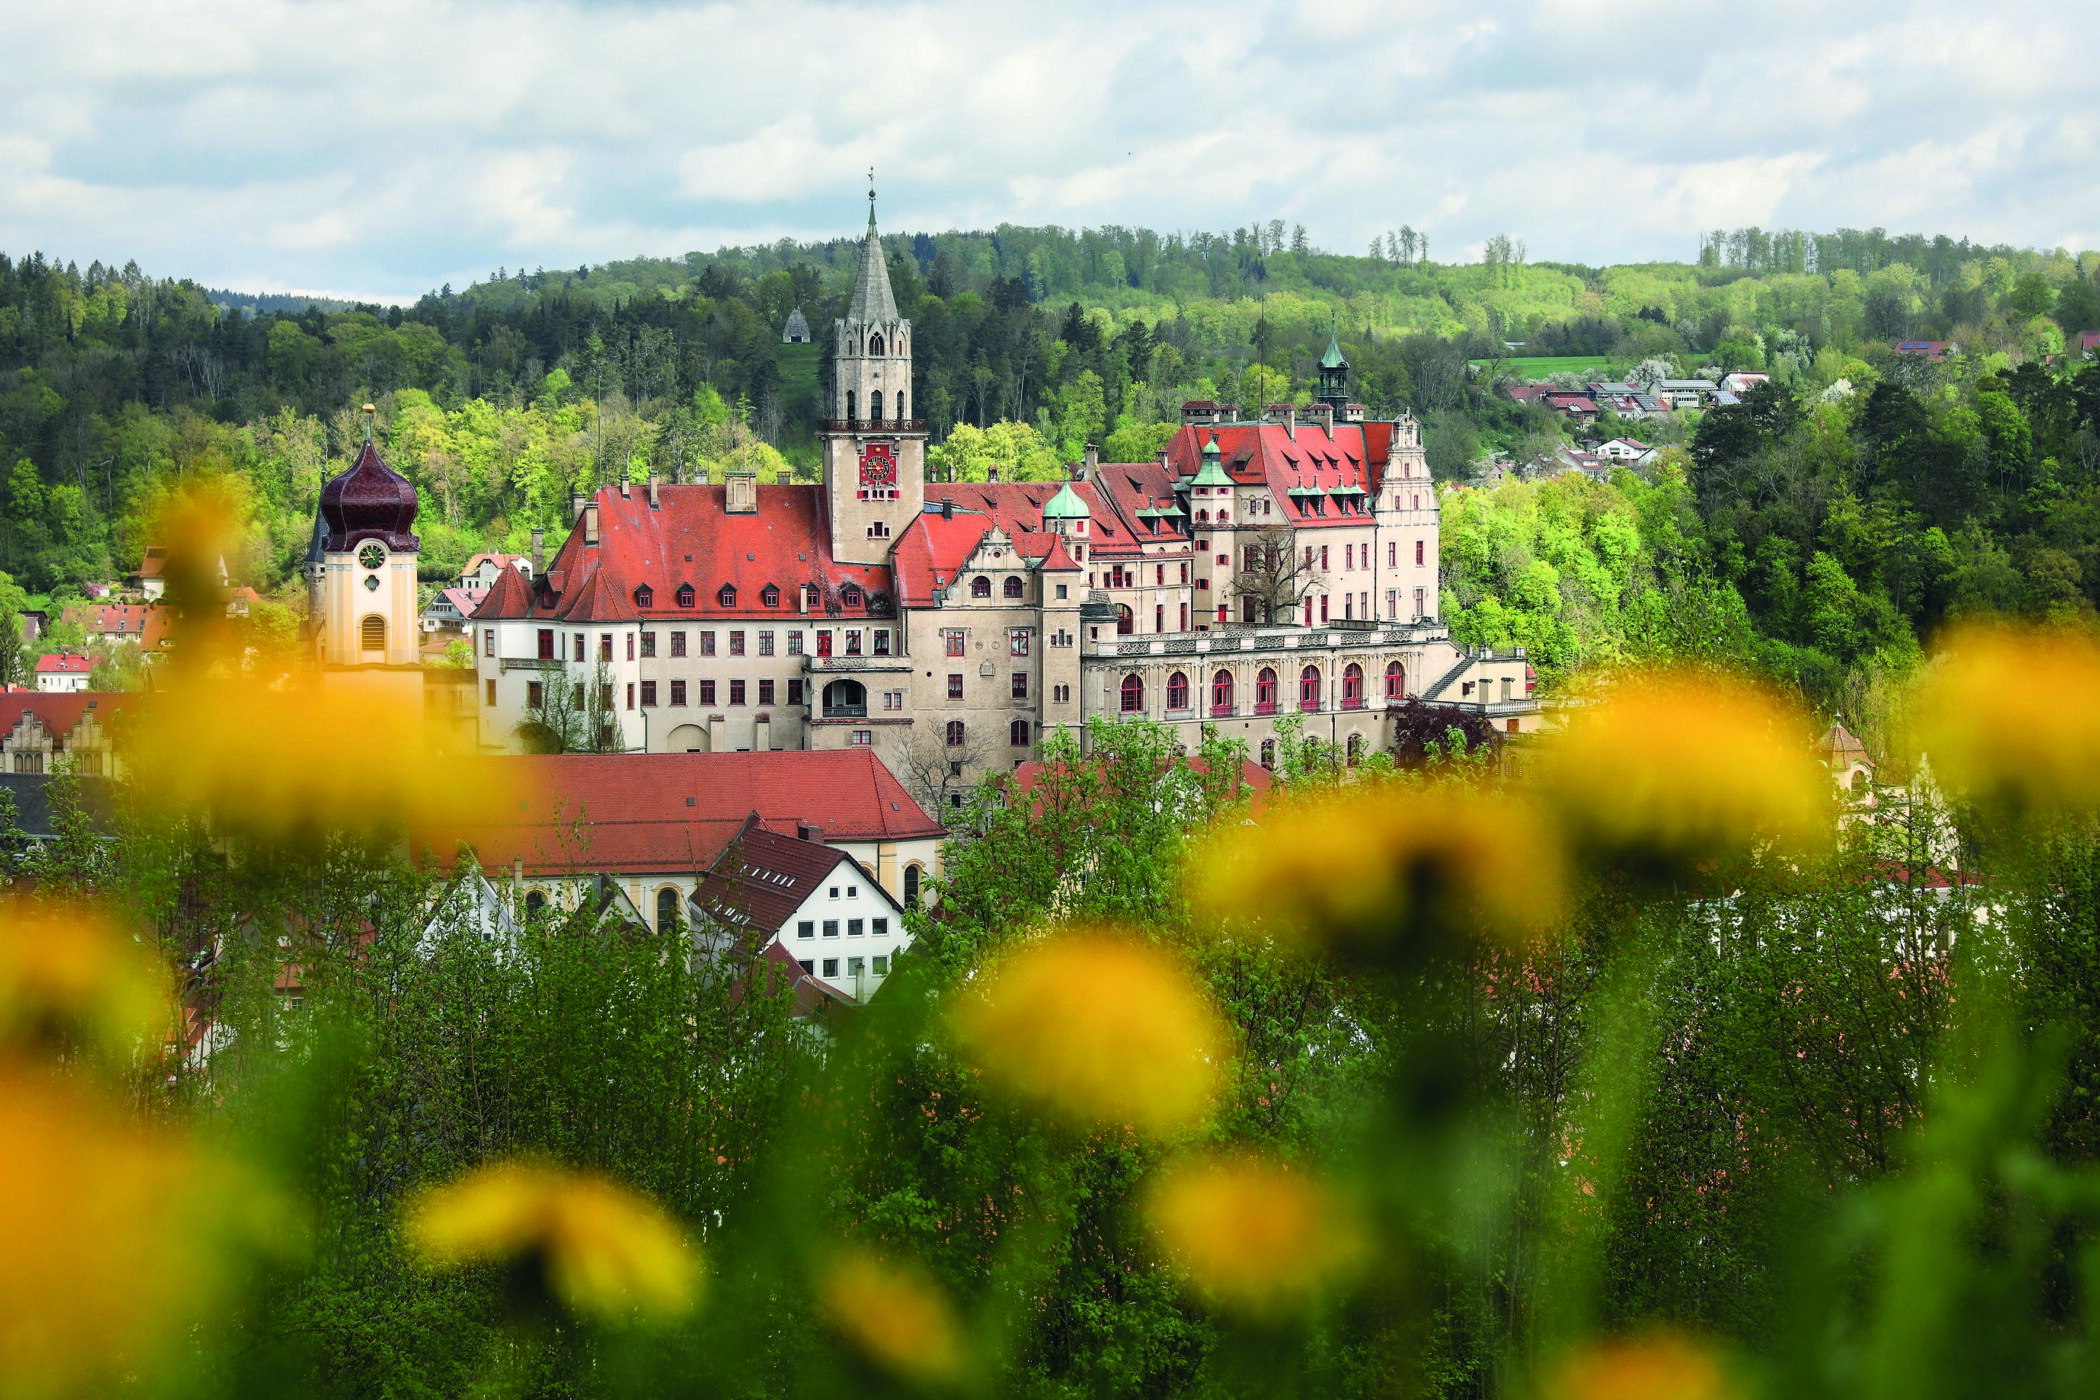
<box><xmin>1042</xmin><ymin>480</ymin><xmax>1090</xmax><ymax>519</ymax></box>
<box><xmin>1320</xmin><ymin>331</ymin><xmax>1348</xmax><ymax>370</ymax></box>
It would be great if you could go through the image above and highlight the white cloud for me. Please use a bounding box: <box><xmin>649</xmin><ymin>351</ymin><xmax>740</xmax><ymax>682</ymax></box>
<box><xmin>0</xmin><ymin>0</ymin><xmax>2093</xmax><ymax>298</ymax></box>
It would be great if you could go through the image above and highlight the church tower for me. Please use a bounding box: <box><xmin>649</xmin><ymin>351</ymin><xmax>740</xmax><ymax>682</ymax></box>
<box><xmin>314</xmin><ymin>408</ymin><xmax>422</xmax><ymax>668</ymax></box>
<box><xmin>823</xmin><ymin>183</ymin><xmax>924</xmax><ymax>566</ymax></box>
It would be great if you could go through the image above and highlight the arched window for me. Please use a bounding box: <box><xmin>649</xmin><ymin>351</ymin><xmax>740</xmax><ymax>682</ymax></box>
<box><xmin>971</xmin><ymin>577</ymin><xmax>992</xmax><ymax>598</ymax></box>
<box><xmin>1385</xmin><ymin>661</ymin><xmax>1405</xmax><ymax>699</ymax></box>
<box><xmin>1010</xmin><ymin>718</ymin><xmax>1031</xmax><ymax>747</ymax></box>
<box><xmin>1343</xmin><ymin>663</ymin><xmax>1364</xmax><ymax>708</ymax></box>
<box><xmin>841</xmin><ymin>584</ymin><xmax>864</xmax><ymax>608</ymax></box>
<box><xmin>656</xmin><ymin>887</ymin><xmax>680</xmax><ymax>933</ymax></box>
<box><xmin>821</xmin><ymin>679</ymin><xmax>867</xmax><ymax>718</ymax></box>
<box><xmin>895</xmin><ymin>391</ymin><xmax>907</xmax><ymax>419</ymax></box>
<box><xmin>1003</xmin><ymin>576</ymin><xmax>1024</xmax><ymax>599</ymax></box>
<box><xmin>634</xmin><ymin>585</ymin><xmax>653</xmax><ymax>608</ymax></box>
<box><xmin>845</xmin><ymin>389</ymin><xmax>856</xmax><ymax>420</ymax></box>
<box><xmin>903</xmin><ymin>864</ymin><xmax>922</xmax><ymax>909</ymax></box>
<box><xmin>1167</xmin><ymin>671</ymin><xmax>1189</xmax><ymax>710</ymax></box>
<box><xmin>1347</xmin><ymin>733</ymin><xmax>1364</xmax><ymax>765</ymax></box>
<box><xmin>1299</xmin><ymin>665</ymin><xmax>1321</xmax><ymax>711</ymax></box>
<box><xmin>1259</xmin><ymin>738</ymin><xmax>1276</xmax><ymax>768</ymax></box>
<box><xmin>718</xmin><ymin>584</ymin><xmax>736</xmax><ymax>607</ymax></box>
<box><xmin>1197</xmin><ymin>509</ymin><xmax>1210</xmax><ymax>522</ymax></box>
<box><xmin>1212</xmin><ymin>669</ymin><xmax>1234</xmax><ymax>715</ymax></box>
<box><xmin>945</xmin><ymin>720</ymin><xmax>967</xmax><ymax>747</ymax></box>
<box><xmin>1256</xmin><ymin>666</ymin><xmax>1278</xmax><ymax>713</ymax></box>
<box><xmin>869</xmin><ymin>332</ymin><xmax>886</xmax><ymax>357</ymax></box>
<box><xmin>360</xmin><ymin>615</ymin><xmax>386</xmax><ymax>653</ymax></box>
<box><xmin>677</xmin><ymin>583</ymin><xmax>695</xmax><ymax>609</ymax></box>
<box><xmin>1120</xmin><ymin>672</ymin><xmax>1145</xmax><ymax>713</ymax></box>
<box><xmin>1115</xmin><ymin>604</ymin><xmax>1134</xmax><ymax>636</ymax></box>
<box><xmin>524</xmin><ymin>890</ymin><xmax>547</xmax><ymax>919</ymax></box>
<box><xmin>761</xmin><ymin>584</ymin><xmax>780</xmax><ymax>608</ymax></box>
<box><xmin>870</xmin><ymin>390</ymin><xmax>884</xmax><ymax>420</ymax></box>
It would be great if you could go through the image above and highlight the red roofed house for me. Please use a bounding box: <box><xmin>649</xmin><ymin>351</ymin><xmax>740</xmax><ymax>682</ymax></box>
<box><xmin>34</xmin><ymin>653</ymin><xmax>91</xmax><ymax>694</ymax></box>
<box><xmin>410</xmin><ymin>747</ymin><xmax>944</xmax><ymax>942</ymax></box>
<box><xmin>463</xmin><ymin>198</ymin><xmax>1539</xmax><ymax>791</ymax></box>
<box><xmin>91</xmin><ymin>603</ymin><xmax>156</xmax><ymax>645</ymax></box>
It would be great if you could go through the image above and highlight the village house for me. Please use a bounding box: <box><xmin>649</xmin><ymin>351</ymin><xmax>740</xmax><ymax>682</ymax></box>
<box><xmin>33</xmin><ymin>654</ymin><xmax>91</xmax><ymax>694</ymax></box>
<box><xmin>1</xmin><ymin>693</ymin><xmax>126</xmax><ymax>776</ymax></box>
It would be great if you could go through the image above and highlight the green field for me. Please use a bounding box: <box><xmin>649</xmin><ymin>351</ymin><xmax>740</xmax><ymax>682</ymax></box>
<box><xmin>1467</xmin><ymin>354</ymin><xmax>1623</xmax><ymax>379</ymax></box>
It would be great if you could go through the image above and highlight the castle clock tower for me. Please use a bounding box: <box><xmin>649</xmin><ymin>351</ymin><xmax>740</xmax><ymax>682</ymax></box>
<box><xmin>823</xmin><ymin>183</ymin><xmax>924</xmax><ymax>565</ymax></box>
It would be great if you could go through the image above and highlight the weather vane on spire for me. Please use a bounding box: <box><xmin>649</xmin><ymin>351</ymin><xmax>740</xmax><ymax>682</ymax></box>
<box><xmin>362</xmin><ymin>402</ymin><xmax>376</xmax><ymax>444</ymax></box>
<box><xmin>868</xmin><ymin>166</ymin><xmax>877</xmax><ymax>207</ymax></box>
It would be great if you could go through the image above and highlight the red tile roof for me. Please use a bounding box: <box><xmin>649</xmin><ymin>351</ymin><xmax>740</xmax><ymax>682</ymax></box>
<box><xmin>689</xmin><ymin>818</ymin><xmax>857</xmax><ymax>935</ymax></box>
<box><xmin>892</xmin><ymin>485</ymin><xmax>1104</xmax><ymax>603</ymax></box>
<box><xmin>91</xmin><ymin>605</ymin><xmax>153</xmax><ymax>636</ymax></box>
<box><xmin>477</xmin><ymin>484</ymin><xmax>893</xmax><ymax>624</ymax></box>
<box><xmin>34</xmin><ymin>654</ymin><xmax>91</xmax><ymax>675</ymax></box>
<box><xmin>1</xmin><ymin>692</ymin><xmax>128</xmax><ymax>737</ymax></box>
<box><xmin>412</xmin><ymin>749</ymin><xmax>942</xmax><ymax>878</ymax></box>
<box><xmin>1160</xmin><ymin>420</ymin><xmax>1395</xmax><ymax>525</ymax></box>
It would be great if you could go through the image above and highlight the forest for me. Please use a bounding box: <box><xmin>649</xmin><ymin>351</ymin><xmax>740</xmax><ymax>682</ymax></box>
<box><xmin>4</xmin><ymin>217</ymin><xmax>2100</xmax><ymax>724</ymax></box>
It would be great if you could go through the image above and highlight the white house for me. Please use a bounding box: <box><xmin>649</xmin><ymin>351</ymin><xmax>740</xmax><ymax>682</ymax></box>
<box><xmin>33</xmin><ymin>654</ymin><xmax>90</xmax><ymax>694</ymax></box>
<box><xmin>688</xmin><ymin>819</ymin><xmax>913</xmax><ymax>1002</ymax></box>
<box><xmin>1596</xmin><ymin>437</ymin><xmax>1657</xmax><ymax>466</ymax></box>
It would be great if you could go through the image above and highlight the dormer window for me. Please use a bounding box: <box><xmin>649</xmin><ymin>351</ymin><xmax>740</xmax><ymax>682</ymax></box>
<box><xmin>718</xmin><ymin>585</ymin><xmax>737</xmax><ymax>607</ymax></box>
<box><xmin>762</xmin><ymin>584</ymin><xmax>780</xmax><ymax>608</ymax></box>
<box><xmin>633</xmin><ymin>585</ymin><xmax>653</xmax><ymax>608</ymax></box>
<box><xmin>841</xmin><ymin>584</ymin><xmax>864</xmax><ymax>608</ymax></box>
<box><xmin>676</xmin><ymin>583</ymin><xmax>695</xmax><ymax>608</ymax></box>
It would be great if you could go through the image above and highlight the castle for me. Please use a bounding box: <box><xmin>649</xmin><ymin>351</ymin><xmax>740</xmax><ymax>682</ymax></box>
<box><xmin>314</xmin><ymin>200</ymin><xmax>1538</xmax><ymax>806</ymax></box>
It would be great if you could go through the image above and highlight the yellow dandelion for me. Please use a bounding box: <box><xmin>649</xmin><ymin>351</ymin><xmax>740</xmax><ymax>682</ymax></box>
<box><xmin>1536</xmin><ymin>669</ymin><xmax>1830</xmax><ymax>872</ymax></box>
<box><xmin>405</xmin><ymin>1160</ymin><xmax>700</xmax><ymax>1324</ymax></box>
<box><xmin>951</xmin><ymin>929</ymin><xmax>1229</xmax><ymax>1135</ymax></box>
<box><xmin>120</xmin><ymin>681</ymin><xmax>525</xmax><ymax>843</ymax></box>
<box><xmin>817</xmin><ymin>1250</ymin><xmax>966</xmax><ymax>1385</ymax></box>
<box><xmin>1912</xmin><ymin>624</ymin><xmax>2100</xmax><ymax>815</ymax></box>
<box><xmin>1143</xmin><ymin>1155</ymin><xmax>1365</xmax><ymax>1318</ymax></box>
<box><xmin>0</xmin><ymin>1070</ymin><xmax>285</xmax><ymax>1393</ymax></box>
<box><xmin>1546</xmin><ymin>1332</ymin><xmax>1737</xmax><ymax>1400</ymax></box>
<box><xmin>0</xmin><ymin>902</ymin><xmax>167</xmax><ymax>1063</ymax></box>
<box><xmin>1188</xmin><ymin>786</ymin><xmax>1566</xmax><ymax>955</ymax></box>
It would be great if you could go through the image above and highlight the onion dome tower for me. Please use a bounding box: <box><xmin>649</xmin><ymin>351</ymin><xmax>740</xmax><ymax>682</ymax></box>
<box><xmin>313</xmin><ymin>406</ymin><xmax>421</xmax><ymax>667</ymax></box>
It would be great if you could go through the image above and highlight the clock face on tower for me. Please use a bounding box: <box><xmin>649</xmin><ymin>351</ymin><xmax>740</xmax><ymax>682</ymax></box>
<box><xmin>858</xmin><ymin>441</ymin><xmax>897</xmax><ymax>490</ymax></box>
<box><xmin>357</xmin><ymin>543</ymin><xmax>386</xmax><ymax>570</ymax></box>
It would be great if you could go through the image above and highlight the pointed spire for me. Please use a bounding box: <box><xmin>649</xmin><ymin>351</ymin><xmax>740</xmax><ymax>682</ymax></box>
<box><xmin>847</xmin><ymin>177</ymin><xmax>901</xmax><ymax>325</ymax></box>
<box><xmin>1319</xmin><ymin>329</ymin><xmax>1347</xmax><ymax>370</ymax></box>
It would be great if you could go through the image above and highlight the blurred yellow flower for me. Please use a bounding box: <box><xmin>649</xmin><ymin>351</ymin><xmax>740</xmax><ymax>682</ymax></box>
<box><xmin>818</xmin><ymin>1250</ymin><xmax>966</xmax><ymax>1386</ymax></box>
<box><xmin>0</xmin><ymin>1070</ymin><xmax>283</xmax><ymax>1394</ymax></box>
<box><xmin>1546</xmin><ymin>1333</ymin><xmax>1737</xmax><ymax>1400</ymax></box>
<box><xmin>1912</xmin><ymin>624</ymin><xmax>2100</xmax><ymax>814</ymax></box>
<box><xmin>1537</xmin><ymin>669</ymin><xmax>1829</xmax><ymax>872</ymax></box>
<box><xmin>1188</xmin><ymin>786</ymin><xmax>1566</xmax><ymax>955</ymax></box>
<box><xmin>0</xmin><ymin>902</ymin><xmax>167</xmax><ymax>1063</ymax></box>
<box><xmin>1143</xmin><ymin>1155</ymin><xmax>1365</xmax><ymax>1318</ymax></box>
<box><xmin>120</xmin><ymin>681</ymin><xmax>523</xmax><ymax>842</ymax></box>
<box><xmin>951</xmin><ymin>930</ymin><xmax>1229</xmax><ymax>1135</ymax></box>
<box><xmin>405</xmin><ymin>1160</ymin><xmax>700</xmax><ymax>1324</ymax></box>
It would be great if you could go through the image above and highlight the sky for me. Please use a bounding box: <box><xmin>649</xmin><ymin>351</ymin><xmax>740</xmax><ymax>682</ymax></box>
<box><xmin>4</xmin><ymin>0</ymin><xmax>2096</xmax><ymax>303</ymax></box>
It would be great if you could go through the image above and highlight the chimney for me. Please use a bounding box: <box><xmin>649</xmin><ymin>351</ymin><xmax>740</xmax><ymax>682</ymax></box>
<box><xmin>987</xmin><ymin>466</ymin><xmax>1000</xmax><ymax>483</ymax></box>
<box><xmin>584</xmin><ymin>502</ymin><xmax>600</xmax><ymax>546</ymax></box>
<box><xmin>530</xmin><ymin>528</ymin><xmax>545</xmax><ymax>574</ymax></box>
<box><xmin>798</xmin><ymin>584</ymin><xmax>810</xmax><ymax>615</ymax></box>
<box><xmin>571</xmin><ymin>493</ymin><xmax>586</xmax><ymax>526</ymax></box>
<box><xmin>618</xmin><ymin>478</ymin><xmax>631</xmax><ymax>500</ymax></box>
<box><xmin>941</xmin><ymin>500</ymin><xmax>954</xmax><ymax>520</ymax></box>
<box><xmin>725</xmin><ymin>471</ymin><xmax>758</xmax><ymax>514</ymax></box>
<box><xmin>647</xmin><ymin>476</ymin><xmax>660</xmax><ymax>509</ymax></box>
<box><xmin>1083</xmin><ymin>442</ymin><xmax>1099</xmax><ymax>477</ymax></box>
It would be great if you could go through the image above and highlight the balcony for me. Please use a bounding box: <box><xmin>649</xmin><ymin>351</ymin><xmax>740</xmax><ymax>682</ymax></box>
<box><xmin>819</xmin><ymin>418</ymin><xmax>927</xmax><ymax>434</ymax></box>
<box><xmin>821</xmin><ymin>704</ymin><xmax>869</xmax><ymax>719</ymax></box>
<box><xmin>1210</xmin><ymin>704</ymin><xmax>1236</xmax><ymax>718</ymax></box>
<box><xmin>1341</xmin><ymin>697</ymin><xmax>1366</xmax><ymax>711</ymax></box>
<box><xmin>1254</xmin><ymin>700</ymin><xmax>1279</xmax><ymax>716</ymax></box>
<box><xmin>1299</xmin><ymin>699</ymin><xmax>1321</xmax><ymax>713</ymax></box>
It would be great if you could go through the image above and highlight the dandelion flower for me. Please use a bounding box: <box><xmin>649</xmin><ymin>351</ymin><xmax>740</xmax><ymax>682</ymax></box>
<box><xmin>1188</xmin><ymin>787</ymin><xmax>1566</xmax><ymax>955</ymax></box>
<box><xmin>1537</xmin><ymin>669</ymin><xmax>1829</xmax><ymax>872</ymax></box>
<box><xmin>1912</xmin><ymin>624</ymin><xmax>2100</xmax><ymax>815</ymax></box>
<box><xmin>951</xmin><ymin>930</ymin><xmax>1228</xmax><ymax>1135</ymax></box>
<box><xmin>818</xmin><ymin>1250</ymin><xmax>965</xmax><ymax>1385</ymax></box>
<box><xmin>405</xmin><ymin>1161</ymin><xmax>700</xmax><ymax>1324</ymax></box>
<box><xmin>1143</xmin><ymin>1155</ymin><xmax>1364</xmax><ymax>1318</ymax></box>
<box><xmin>1546</xmin><ymin>1333</ymin><xmax>1737</xmax><ymax>1400</ymax></box>
<box><xmin>0</xmin><ymin>1071</ymin><xmax>282</xmax><ymax>1392</ymax></box>
<box><xmin>0</xmin><ymin>902</ymin><xmax>167</xmax><ymax>1062</ymax></box>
